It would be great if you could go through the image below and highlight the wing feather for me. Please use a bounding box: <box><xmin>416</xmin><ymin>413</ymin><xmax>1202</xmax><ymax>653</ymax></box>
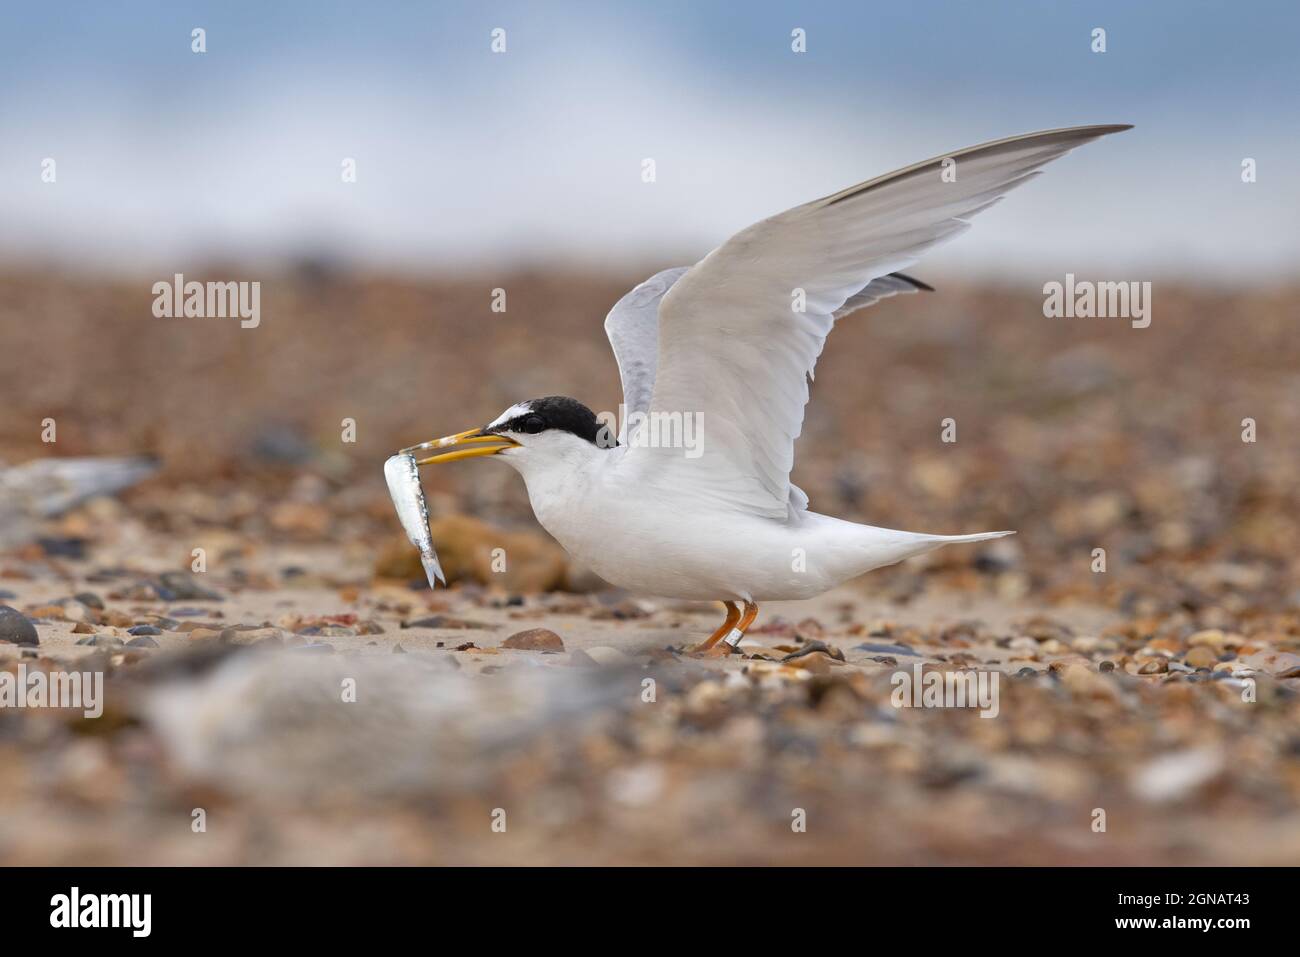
<box><xmin>603</xmin><ymin>267</ymin><xmax>690</xmax><ymax>442</ymax></box>
<box><xmin>630</xmin><ymin>125</ymin><xmax>1130</xmax><ymax>518</ymax></box>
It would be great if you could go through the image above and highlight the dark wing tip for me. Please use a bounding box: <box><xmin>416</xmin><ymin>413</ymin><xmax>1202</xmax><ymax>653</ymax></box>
<box><xmin>891</xmin><ymin>272</ymin><xmax>935</xmax><ymax>293</ymax></box>
<box><xmin>1044</xmin><ymin>123</ymin><xmax>1133</xmax><ymax>139</ymax></box>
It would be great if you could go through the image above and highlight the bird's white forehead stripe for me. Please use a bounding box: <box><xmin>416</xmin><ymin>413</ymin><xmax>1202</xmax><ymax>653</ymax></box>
<box><xmin>487</xmin><ymin>402</ymin><xmax>532</xmax><ymax>430</ymax></box>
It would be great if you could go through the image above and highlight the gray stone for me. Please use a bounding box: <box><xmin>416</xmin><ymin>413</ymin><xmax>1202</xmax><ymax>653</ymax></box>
<box><xmin>0</xmin><ymin>605</ymin><xmax>39</xmax><ymax>646</ymax></box>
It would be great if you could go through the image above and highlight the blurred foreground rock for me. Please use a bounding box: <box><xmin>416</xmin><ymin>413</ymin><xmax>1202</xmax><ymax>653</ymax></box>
<box><xmin>142</xmin><ymin>649</ymin><xmax>634</xmax><ymax>800</ymax></box>
<box><xmin>0</xmin><ymin>456</ymin><xmax>157</xmax><ymax>547</ymax></box>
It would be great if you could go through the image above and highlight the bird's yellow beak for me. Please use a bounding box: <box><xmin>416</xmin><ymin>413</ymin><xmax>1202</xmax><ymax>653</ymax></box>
<box><xmin>402</xmin><ymin>428</ymin><xmax>518</xmax><ymax>466</ymax></box>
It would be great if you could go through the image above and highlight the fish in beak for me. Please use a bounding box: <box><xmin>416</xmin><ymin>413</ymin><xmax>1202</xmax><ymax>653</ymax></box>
<box><xmin>402</xmin><ymin>428</ymin><xmax>519</xmax><ymax>466</ymax></box>
<box><xmin>383</xmin><ymin>427</ymin><xmax>518</xmax><ymax>590</ymax></box>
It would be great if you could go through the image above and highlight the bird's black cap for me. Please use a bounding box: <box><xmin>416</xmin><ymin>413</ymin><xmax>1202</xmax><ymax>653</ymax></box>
<box><xmin>487</xmin><ymin>396</ymin><xmax>615</xmax><ymax>447</ymax></box>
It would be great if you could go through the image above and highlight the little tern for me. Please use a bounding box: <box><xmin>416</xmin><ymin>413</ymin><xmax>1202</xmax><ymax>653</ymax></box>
<box><xmin>404</xmin><ymin>125</ymin><xmax>1131</xmax><ymax>651</ymax></box>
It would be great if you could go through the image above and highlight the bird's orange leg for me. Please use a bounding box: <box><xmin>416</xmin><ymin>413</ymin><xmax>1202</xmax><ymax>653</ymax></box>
<box><xmin>731</xmin><ymin>600</ymin><xmax>759</xmax><ymax>648</ymax></box>
<box><xmin>692</xmin><ymin>600</ymin><xmax>759</xmax><ymax>654</ymax></box>
<box><xmin>692</xmin><ymin>600</ymin><xmax>741</xmax><ymax>653</ymax></box>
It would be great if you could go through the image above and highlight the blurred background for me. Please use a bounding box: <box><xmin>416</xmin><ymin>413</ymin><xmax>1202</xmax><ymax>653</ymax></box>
<box><xmin>1</xmin><ymin>2</ymin><xmax>1298</xmax><ymax>866</ymax></box>
<box><xmin>3</xmin><ymin>0</ymin><xmax>1299</xmax><ymax>277</ymax></box>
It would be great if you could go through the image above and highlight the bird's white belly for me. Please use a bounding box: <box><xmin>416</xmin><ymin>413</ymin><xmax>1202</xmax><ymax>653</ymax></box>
<box><xmin>528</xmin><ymin>481</ymin><xmax>861</xmax><ymax>602</ymax></box>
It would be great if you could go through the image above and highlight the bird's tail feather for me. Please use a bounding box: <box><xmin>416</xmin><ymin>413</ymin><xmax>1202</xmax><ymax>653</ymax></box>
<box><xmin>840</xmin><ymin>525</ymin><xmax>1015</xmax><ymax>580</ymax></box>
<box><xmin>922</xmin><ymin>529</ymin><xmax>1016</xmax><ymax>544</ymax></box>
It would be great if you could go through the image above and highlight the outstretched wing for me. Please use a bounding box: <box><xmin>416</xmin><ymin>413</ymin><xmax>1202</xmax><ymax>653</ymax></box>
<box><xmin>605</xmin><ymin>269</ymin><xmax>931</xmax><ymax>444</ymax></box>
<box><xmin>604</xmin><ymin>267</ymin><xmax>690</xmax><ymax>443</ymax></box>
<box><xmin>630</xmin><ymin>124</ymin><xmax>1130</xmax><ymax>519</ymax></box>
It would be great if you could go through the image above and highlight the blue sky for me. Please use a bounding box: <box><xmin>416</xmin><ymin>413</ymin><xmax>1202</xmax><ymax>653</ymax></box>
<box><xmin>2</xmin><ymin>1</ymin><xmax>1296</xmax><ymax>279</ymax></box>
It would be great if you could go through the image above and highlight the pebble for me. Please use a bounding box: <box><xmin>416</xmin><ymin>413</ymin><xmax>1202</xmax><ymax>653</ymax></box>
<box><xmin>52</xmin><ymin>600</ymin><xmax>93</xmax><ymax>622</ymax></box>
<box><xmin>297</xmin><ymin>624</ymin><xmax>355</xmax><ymax>638</ymax></box>
<box><xmin>590</xmin><ymin>599</ymin><xmax>651</xmax><ymax>621</ymax></box>
<box><xmin>1184</xmin><ymin>646</ymin><xmax>1217</xmax><ymax>670</ymax></box>
<box><xmin>402</xmin><ymin>615</ymin><xmax>493</xmax><ymax>630</ymax></box>
<box><xmin>127</xmin><ymin>625</ymin><xmax>163</xmax><ymax>636</ymax></box>
<box><xmin>854</xmin><ymin>642</ymin><xmax>917</xmax><ymax>656</ymax></box>
<box><xmin>73</xmin><ymin>592</ymin><xmax>105</xmax><ymax>610</ymax></box>
<box><xmin>1188</xmin><ymin>629</ymin><xmax>1243</xmax><ymax>650</ymax></box>
<box><xmin>1056</xmin><ymin>663</ymin><xmax>1115</xmax><ymax>697</ymax></box>
<box><xmin>0</xmin><ymin>605</ymin><xmax>40</xmax><ymax>646</ymax></box>
<box><xmin>126</xmin><ymin>635</ymin><xmax>160</xmax><ymax>649</ymax></box>
<box><xmin>785</xmin><ymin>650</ymin><xmax>839</xmax><ymax>674</ymax></box>
<box><xmin>502</xmin><ymin>628</ymin><xmax>566</xmax><ymax>652</ymax></box>
<box><xmin>376</xmin><ymin>513</ymin><xmax>567</xmax><ymax>592</ymax></box>
<box><xmin>37</xmin><ymin>537</ymin><xmax>86</xmax><ymax>559</ymax></box>
<box><xmin>155</xmin><ymin>572</ymin><xmax>224</xmax><ymax>602</ymax></box>
<box><xmin>783</xmin><ymin>640</ymin><xmax>846</xmax><ymax>663</ymax></box>
<box><xmin>571</xmin><ymin>646</ymin><xmax>631</xmax><ymax>667</ymax></box>
<box><xmin>169</xmin><ymin>607</ymin><xmax>214</xmax><ymax>618</ymax></box>
<box><xmin>76</xmin><ymin>634</ymin><xmax>123</xmax><ymax>647</ymax></box>
<box><xmin>1069</xmin><ymin>635</ymin><xmax>1112</xmax><ymax>653</ymax></box>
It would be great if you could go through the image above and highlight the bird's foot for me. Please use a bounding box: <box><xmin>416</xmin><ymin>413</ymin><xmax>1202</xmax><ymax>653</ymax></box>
<box><xmin>688</xmin><ymin>631</ymin><xmax>742</xmax><ymax>657</ymax></box>
<box><xmin>688</xmin><ymin>601</ymin><xmax>758</xmax><ymax>656</ymax></box>
<box><xmin>688</xmin><ymin>600</ymin><xmax>740</xmax><ymax>655</ymax></box>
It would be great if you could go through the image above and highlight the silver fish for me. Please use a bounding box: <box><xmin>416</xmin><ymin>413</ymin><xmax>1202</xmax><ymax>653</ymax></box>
<box><xmin>383</xmin><ymin>453</ymin><xmax>445</xmax><ymax>588</ymax></box>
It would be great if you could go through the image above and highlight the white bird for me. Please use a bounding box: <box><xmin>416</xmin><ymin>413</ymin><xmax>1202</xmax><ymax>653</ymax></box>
<box><xmin>405</xmin><ymin>125</ymin><xmax>1131</xmax><ymax>651</ymax></box>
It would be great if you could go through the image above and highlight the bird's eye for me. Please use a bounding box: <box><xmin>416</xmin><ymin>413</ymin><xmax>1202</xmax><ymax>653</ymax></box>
<box><xmin>521</xmin><ymin>415</ymin><xmax>545</xmax><ymax>434</ymax></box>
